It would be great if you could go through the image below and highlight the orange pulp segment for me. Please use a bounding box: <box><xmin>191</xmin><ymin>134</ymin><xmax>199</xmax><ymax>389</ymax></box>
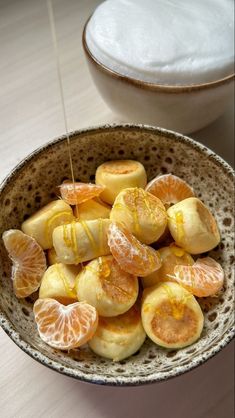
<box><xmin>2</xmin><ymin>229</ymin><xmax>46</xmax><ymax>298</ymax></box>
<box><xmin>34</xmin><ymin>298</ymin><xmax>98</xmax><ymax>350</ymax></box>
<box><xmin>146</xmin><ymin>174</ymin><xmax>194</xmax><ymax>206</ymax></box>
<box><xmin>173</xmin><ymin>257</ymin><xmax>224</xmax><ymax>297</ymax></box>
<box><xmin>59</xmin><ymin>182</ymin><xmax>105</xmax><ymax>205</ymax></box>
<box><xmin>107</xmin><ymin>222</ymin><xmax>161</xmax><ymax>277</ymax></box>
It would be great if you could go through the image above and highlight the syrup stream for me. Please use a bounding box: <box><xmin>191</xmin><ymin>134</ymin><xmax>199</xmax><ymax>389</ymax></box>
<box><xmin>47</xmin><ymin>0</ymin><xmax>75</xmax><ymax>185</ymax></box>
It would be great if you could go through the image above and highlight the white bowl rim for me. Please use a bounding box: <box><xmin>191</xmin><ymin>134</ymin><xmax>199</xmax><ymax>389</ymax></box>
<box><xmin>83</xmin><ymin>18</ymin><xmax>235</xmax><ymax>93</ymax></box>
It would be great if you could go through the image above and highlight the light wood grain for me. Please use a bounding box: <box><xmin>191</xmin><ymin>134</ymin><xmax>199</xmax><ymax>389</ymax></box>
<box><xmin>0</xmin><ymin>1</ymin><xmax>234</xmax><ymax>417</ymax></box>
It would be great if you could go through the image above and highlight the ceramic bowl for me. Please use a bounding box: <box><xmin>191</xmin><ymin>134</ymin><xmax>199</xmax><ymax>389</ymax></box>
<box><xmin>0</xmin><ymin>124</ymin><xmax>234</xmax><ymax>386</ymax></box>
<box><xmin>82</xmin><ymin>21</ymin><xmax>235</xmax><ymax>134</ymax></box>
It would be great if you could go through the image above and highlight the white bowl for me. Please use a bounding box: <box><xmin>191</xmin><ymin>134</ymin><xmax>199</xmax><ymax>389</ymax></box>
<box><xmin>83</xmin><ymin>20</ymin><xmax>234</xmax><ymax>134</ymax></box>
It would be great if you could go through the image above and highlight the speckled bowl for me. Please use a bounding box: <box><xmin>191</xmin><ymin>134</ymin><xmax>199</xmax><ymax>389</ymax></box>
<box><xmin>0</xmin><ymin>124</ymin><xmax>234</xmax><ymax>386</ymax></box>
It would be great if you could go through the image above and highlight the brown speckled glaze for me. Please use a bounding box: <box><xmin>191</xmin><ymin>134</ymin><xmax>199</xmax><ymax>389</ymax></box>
<box><xmin>0</xmin><ymin>125</ymin><xmax>234</xmax><ymax>386</ymax></box>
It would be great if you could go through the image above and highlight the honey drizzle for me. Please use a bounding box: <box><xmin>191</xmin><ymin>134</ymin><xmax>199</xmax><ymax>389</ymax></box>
<box><xmin>98</xmin><ymin>219</ymin><xmax>104</xmax><ymax>254</ymax></box>
<box><xmin>47</xmin><ymin>0</ymin><xmax>75</xmax><ymax>186</ymax></box>
<box><xmin>170</xmin><ymin>243</ymin><xmax>185</xmax><ymax>257</ymax></box>
<box><xmin>62</xmin><ymin>222</ymin><xmax>80</xmax><ymax>263</ymax></box>
<box><xmin>113</xmin><ymin>200</ymin><xmax>141</xmax><ymax>232</ymax></box>
<box><xmin>102</xmin><ymin>280</ymin><xmax>133</xmax><ymax>299</ymax></box>
<box><xmin>132</xmin><ymin>188</ymin><xmax>141</xmax><ymax>235</ymax></box>
<box><xmin>55</xmin><ymin>263</ymin><xmax>77</xmax><ymax>299</ymax></box>
<box><xmin>98</xmin><ymin>256</ymin><xmax>110</xmax><ymax>278</ymax></box>
<box><xmin>85</xmin><ymin>257</ymin><xmax>132</xmax><ymax>299</ymax></box>
<box><xmin>63</xmin><ymin>223</ymin><xmax>71</xmax><ymax>247</ymax></box>
<box><xmin>175</xmin><ymin>211</ymin><xmax>185</xmax><ymax>241</ymax></box>
<box><xmin>71</xmin><ymin>221</ymin><xmax>79</xmax><ymax>261</ymax></box>
<box><xmin>113</xmin><ymin>188</ymin><xmax>168</xmax><ymax>233</ymax></box>
<box><xmin>80</xmin><ymin>220</ymin><xmax>98</xmax><ymax>254</ymax></box>
<box><xmin>85</xmin><ymin>257</ymin><xmax>110</xmax><ymax>278</ymax></box>
<box><xmin>45</xmin><ymin>210</ymin><xmax>72</xmax><ymax>243</ymax></box>
<box><xmin>154</xmin><ymin>283</ymin><xmax>193</xmax><ymax>321</ymax></box>
<box><xmin>85</xmin><ymin>257</ymin><xmax>110</xmax><ymax>277</ymax></box>
<box><xmin>99</xmin><ymin>258</ymin><xmax>133</xmax><ymax>299</ymax></box>
<box><xmin>141</xmin><ymin>189</ymin><xmax>160</xmax><ymax>223</ymax></box>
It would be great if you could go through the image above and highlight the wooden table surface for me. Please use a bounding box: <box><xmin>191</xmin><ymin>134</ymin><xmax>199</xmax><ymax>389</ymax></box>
<box><xmin>0</xmin><ymin>1</ymin><xmax>234</xmax><ymax>417</ymax></box>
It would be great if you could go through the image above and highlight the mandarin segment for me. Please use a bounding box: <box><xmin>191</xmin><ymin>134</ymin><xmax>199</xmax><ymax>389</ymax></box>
<box><xmin>33</xmin><ymin>298</ymin><xmax>98</xmax><ymax>350</ymax></box>
<box><xmin>167</xmin><ymin>197</ymin><xmax>220</xmax><ymax>254</ymax></box>
<box><xmin>89</xmin><ymin>305</ymin><xmax>146</xmax><ymax>361</ymax></box>
<box><xmin>107</xmin><ymin>222</ymin><xmax>162</xmax><ymax>277</ymax></box>
<box><xmin>2</xmin><ymin>229</ymin><xmax>46</xmax><ymax>298</ymax></box>
<box><xmin>173</xmin><ymin>257</ymin><xmax>224</xmax><ymax>297</ymax></box>
<box><xmin>110</xmin><ymin>187</ymin><xmax>167</xmax><ymax>244</ymax></box>
<box><xmin>141</xmin><ymin>282</ymin><xmax>204</xmax><ymax>349</ymax></box>
<box><xmin>146</xmin><ymin>173</ymin><xmax>194</xmax><ymax>206</ymax></box>
<box><xmin>76</xmin><ymin>255</ymin><xmax>138</xmax><ymax>316</ymax></box>
<box><xmin>95</xmin><ymin>160</ymin><xmax>147</xmax><ymax>204</ymax></box>
<box><xmin>59</xmin><ymin>182</ymin><xmax>105</xmax><ymax>205</ymax></box>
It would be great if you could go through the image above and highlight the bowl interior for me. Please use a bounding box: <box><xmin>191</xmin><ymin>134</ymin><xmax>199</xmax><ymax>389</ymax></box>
<box><xmin>0</xmin><ymin>125</ymin><xmax>234</xmax><ymax>385</ymax></box>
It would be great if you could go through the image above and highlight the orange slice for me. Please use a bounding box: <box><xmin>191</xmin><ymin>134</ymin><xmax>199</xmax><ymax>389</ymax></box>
<box><xmin>2</xmin><ymin>229</ymin><xmax>46</xmax><ymax>298</ymax></box>
<box><xmin>146</xmin><ymin>174</ymin><xmax>194</xmax><ymax>206</ymax></box>
<box><xmin>107</xmin><ymin>222</ymin><xmax>161</xmax><ymax>277</ymax></box>
<box><xmin>173</xmin><ymin>257</ymin><xmax>224</xmax><ymax>297</ymax></box>
<box><xmin>59</xmin><ymin>182</ymin><xmax>105</xmax><ymax>205</ymax></box>
<box><xmin>33</xmin><ymin>298</ymin><xmax>98</xmax><ymax>350</ymax></box>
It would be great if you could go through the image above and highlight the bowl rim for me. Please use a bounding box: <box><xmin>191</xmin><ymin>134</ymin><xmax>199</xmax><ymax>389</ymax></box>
<box><xmin>82</xmin><ymin>18</ymin><xmax>235</xmax><ymax>94</ymax></box>
<box><xmin>0</xmin><ymin>123</ymin><xmax>234</xmax><ymax>386</ymax></box>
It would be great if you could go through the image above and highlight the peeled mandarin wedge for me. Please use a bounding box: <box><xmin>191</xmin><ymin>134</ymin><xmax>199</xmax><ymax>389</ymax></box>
<box><xmin>53</xmin><ymin>218</ymin><xmax>111</xmax><ymax>264</ymax></box>
<box><xmin>146</xmin><ymin>174</ymin><xmax>194</xmax><ymax>206</ymax></box>
<box><xmin>141</xmin><ymin>282</ymin><xmax>204</xmax><ymax>349</ymax></box>
<box><xmin>95</xmin><ymin>160</ymin><xmax>147</xmax><ymax>204</ymax></box>
<box><xmin>142</xmin><ymin>245</ymin><xmax>194</xmax><ymax>288</ymax></box>
<box><xmin>173</xmin><ymin>257</ymin><xmax>224</xmax><ymax>297</ymax></box>
<box><xmin>21</xmin><ymin>199</ymin><xmax>74</xmax><ymax>249</ymax></box>
<box><xmin>74</xmin><ymin>198</ymin><xmax>111</xmax><ymax>221</ymax></box>
<box><xmin>39</xmin><ymin>263</ymin><xmax>81</xmax><ymax>305</ymax></box>
<box><xmin>2</xmin><ymin>229</ymin><xmax>46</xmax><ymax>298</ymax></box>
<box><xmin>167</xmin><ymin>197</ymin><xmax>220</xmax><ymax>254</ymax></box>
<box><xmin>110</xmin><ymin>187</ymin><xmax>167</xmax><ymax>244</ymax></box>
<box><xmin>76</xmin><ymin>255</ymin><xmax>138</xmax><ymax>316</ymax></box>
<box><xmin>107</xmin><ymin>222</ymin><xmax>161</xmax><ymax>277</ymax></box>
<box><xmin>59</xmin><ymin>182</ymin><xmax>105</xmax><ymax>205</ymax></box>
<box><xmin>89</xmin><ymin>305</ymin><xmax>146</xmax><ymax>361</ymax></box>
<box><xmin>33</xmin><ymin>298</ymin><xmax>98</xmax><ymax>350</ymax></box>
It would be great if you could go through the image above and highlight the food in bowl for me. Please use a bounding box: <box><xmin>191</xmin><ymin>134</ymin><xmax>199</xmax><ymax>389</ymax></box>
<box><xmin>2</xmin><ymin>159</ymin><xmax>225</xmax><ymax>361</ymax></box>
<box><xmin>0</xmin><ymin>125</ymin><xmax>234</xmax><ymax>385</ymax></box>
<box><xmin>83</xmin><ymin>0</ymin><xmax>234</xmax><ymax>132</ymax></box>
